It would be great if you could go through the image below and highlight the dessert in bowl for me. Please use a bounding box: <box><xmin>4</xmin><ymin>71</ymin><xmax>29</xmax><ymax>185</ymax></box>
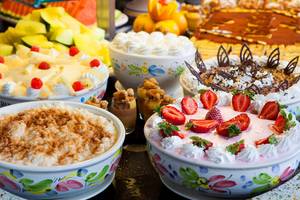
<box><xmin>0</xmin><ymin>101</ymin><xmax>125</xmax><ymax>199</ymax></box>
<box><xmin>109</xmin><ymin>31</ymin><xmax>196</xmax><ymax>96</ymax></box>
<box><xmin>0</xmin><ymin>46</ymin><xmax>109</xmax><ymax>106</ymax></box>
<box><xmin>144</xmin><ymin>91</ymin><xmax>300</xmax><ymax>198</ymax></box>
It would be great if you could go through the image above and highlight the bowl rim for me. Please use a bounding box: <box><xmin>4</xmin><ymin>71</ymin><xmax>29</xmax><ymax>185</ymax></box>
<box><xmin>144</xmin><ymin>113</ymin><xmax>300</xmax><ymax>170</ymax></box>
<box><xmin>0</xmin><ymin>101</ymin><xmax>126</xmax><ymax>172</ymax></box>
<box><xmin>109</xmin><ymin>43</ymin><xmax>196</xmax><ymax>61</ymax></box>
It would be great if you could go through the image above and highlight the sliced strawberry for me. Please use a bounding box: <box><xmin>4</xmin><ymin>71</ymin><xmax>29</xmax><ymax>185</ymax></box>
<box><xmin>226</xmin><ymin>140</ymin><xmax>245</xmax><ymax>155</ymax></box>
<box><xmin>0</xmin><ymin>56</ymin><xmax>4</xmax><ymax>64</ymax></box>
<box><xmin>69</xmin><ymin>46</ymin><xmax>80</xmax><ymax>56</ymax></box>
<box><xmin>161</xmin><ymin>106</ymin><xmax>186</xmax><ymax>125</ymax></box>
<box><xmin>232</xmin><ymin>93</ymin><xmax>251</xmax><ymax>112</ymax></box>
<box><xmin>172</xmin><ymin>131</ymin><xmax>186</xmax><ymax>139</ymax></box>
<box><xmin>255</xmin><ymin>134</ymin><xmax>278</xmax><ymax>146</ymax></box>
<box><xmin>186</xmin><ymin>119</ymin><xmax>218</xmax><ymax>133</ymax></box>
<box><xmin>205</xmin><ymin>107</ymin><xmax>223</xmax><ymax>124</ymax></box>
<box><xmin>216</xmin><ymin>121</ymin><xmax>242</xmax><ymax>138</ymax></box>
<box><xmin>190</xmin><ymin>136</ymin><xmax>213</xmax><ymax>150</ymax></box>
<box><xmin>272</xmin><ymin>115</ymin><xmax>286</xmax><ymax>134</ymax></box>
<box><xmin>258</xmin><ymin>101</ymin><xmax>280</xmax><ymax>120</ymax></box>
<box><xmin>181</xmin><ymin>96</ymin><xmax>198</xmax><ymax>115</ymax></box>
<box><xmin>229</xmin><ymin>113</ymin><xmax>250</xmax><ymax>131</ymax></box>
<box><xmin>30</xmin><ymin>46</ymin><xmax>40</xmax><ymax>52</ymax></box>
<box><xmin>200</xmin><ymin>90</ymin><xmax>218</xmax><ymax>109</ymax></box>
<box><xmin>158</xmin><ymin>121</ymin><xmax>185</xmax><ymax>138</ymax></box>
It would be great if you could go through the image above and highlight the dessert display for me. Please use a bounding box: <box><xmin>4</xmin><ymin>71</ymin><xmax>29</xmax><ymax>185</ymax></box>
<box><xmin>85</xmin><ymin>97</ymin><xmax>109</xmax><ymax>110</ymax></box>
<box><xmin>181</xmin><ymin>3</ymin><xmax>202</xmax><ymax>32</ymax></box>
<box><xmin>109</xmin><ymin>89</ymin><xmax>137</xmax><ymax>133</ymax></box>
<box><xmin>0</xmin><ymin>46</ymin><xmax>109</xmax><ymax>100</ymax></box>
<box><xmin>137</xmin><ymin>78</ymin><xmax>174</xmax><ymax>120</ymax></box>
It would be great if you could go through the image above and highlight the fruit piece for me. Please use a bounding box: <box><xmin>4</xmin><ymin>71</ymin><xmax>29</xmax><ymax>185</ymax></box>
<box><xmin>154</xmin><ymin>20</ymin><xmax>180</xmax><ymax>35</ymax></box>
<box><xmin>0</xmin><ymin>73</ymin><xmax>2</xmax><ymax>79</ymax></box>
<box><xmin>69</xmin><ymin>46</ymin><xmax>80</xmax><ymax>56</ymax></box>
<box><xmin>52</xmin><ymin>42</ymin><xmax>69</xmax><ymax>52</ymax></box>
<box><xmin>31</xmin><ymin>78</ymin><xmax>43</xmax><ymax>89</ymax></box>
<box><xmin>21</xmin><ymin>35</ymin><xmax>53</xmax><ymax>48</ymax></box>
<box><xmin>205</xmin><ymin>107</ymin><xmax>223</xmax><ymax>124</ymax></box>
<box><xmin>133</xmin><ymin>14</ymin><xmax>155</xmax><ymax>33</ymax></box>
<box><xmin>158</xmin><ymin>121</ymin><xmax>185</xmax><ymax>138</ymax></box>
<box><xmin>49</xmin><ymin>28</ymin><xmax>74</xmax><ymax>46</ymax></box>
<box><xmin>230</xmin><ymin>113</ymin><xmax>250</xmax><ymax>131</ymax></box>
<box><xmin>161</xmin><ymin>106</ymin><xmax>186</xmax><ymax>125</ymax></box>
<box><xmin>148</xmin><ymin>0</ymin><xmax>178</xmax><ymax>21</ymax></box>
<box><xmin>30</xmin><ymin>46</ymin><xmax>40</xmax><ymax>52</ymax></box>
<box><xmin>15</xmin><ymin>20</ymin><xmax>46</xmax><ymax>35</ymax></box>
<box><xmin>0</xmin><ymin>56</ymin><xmax>3</xmax><ymax>64</ymax></box>
<box><xmin>255</xmin><ymin>134</ymin><xmax>278</xmax><ymax>146</ymax></box>
<box><xmin>226</xmin><ymin>140</ymin><xmax>245</xmax><ymax>155</ymax></box>
<box><xmin>232</xmin><ymin>91</ymin><xmax>252</xmax><ymax>112</ymax></box>
<box><xmin>40</xmin><ymin>7</ymin><xmax>66</xmax><ymax>29</ymax></box>
<box><xmin>258</xmin><ymin>101</ymin><xmax>280</xmax><ymax>120</ymax></box>
<box><xmin>90</xmin><ymin>59</ymin><xmax>101</xmax><ymax>68</ymax></box>
<box><xmin>181</xmin><ymin>96</ymin><xmax>198</xmax><ymax>115</ymax></box>
<box><xmin>216</xmin><ymin>121</ymin><xmax>242</xmax><ymax>138</ymax></box>
<box><xmin>272</xmin><ymin>110</ymin><xmax>296</xmax><ymax>134</ymax></box>
<box><xmin>38</xmin><ymin>61</ymin><xmax>50</xmax><ymax>70</ymax></box>
<box><xmin>0</xmin><ymin>44</ymin><xmax>14</xmax><ymax>56</ymax></box>
<box><xmin>200</xmin><ymin>90</ymin><xmax>218</xmax><ymax>109</ymax></box>
<box><xmin>186</xmin><ymin>119</ymin><xmax>218</xmax><ymax>133</ymax></box>
<box><xmin>72</xmin><ymin>81</ymin><xmax>84</xmax><ymax>92</ymax></box>
<box><xmin>190</xmin><ymin>136</ymin><xmax>213</xmax><ymax>150</ymax></box>
<box><xmin>171</xmin><ymin>11</ymin><xmax>188</xmax><ymax>34</ymax></box>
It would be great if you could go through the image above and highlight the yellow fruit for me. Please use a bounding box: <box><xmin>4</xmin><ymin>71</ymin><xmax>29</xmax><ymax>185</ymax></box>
<box><xmin>133</xmin><ymin>14</ymin><xmax>155</xmax><ymax>33</ymax></box>
<box><xmin>171</xmin><ymin>11</ymin><xmax>188</xmax><ymax>34</ymax></box>
<box><xmin>154</xmin><ymin>20</ymin><xmax>180</xmax><ymax>35</ymax></box>
<box><xmin>148</xmin><ymin>0</ymin><xmax>178</xmax><ymax>21</ymax></box>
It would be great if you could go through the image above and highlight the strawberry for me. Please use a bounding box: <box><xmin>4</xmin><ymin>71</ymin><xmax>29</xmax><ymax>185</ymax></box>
<box><xmin>232</xmin><ymin>91</ymin><xmax>253</xmax><ymax>112</ymax></box>
<box><xmin>216</xmin><ymin>121</ymin><xmax>242</xmax><ymax>138</ymax></box>
<box><xmin>229</xmin><ymin>113</ymin><xmax>250</xmax><ymax>131</ymax></box>
<box><xmin>90</xmin><ymin>59</ymin><xmax>101</xmax><ymax>68</ymax></box>
<box><xmin>72</xmin><ymin>81</ymin><xmax>84</xmax><ymax>92</ymax></box>
<box><xmin>158</xmin><ymin>121</ymin><xmax>185</xmax><ymax>139</ymax></box>
<box><xmin>31</xmin><ymin>77</ymin><xmax>43</xmax><ymax>89</ymax></box>
<box><xmin>258</xmin><ymin>101</ymin><xmax>280</xmax><ymax>120</ymax></box>
<box><xmin>161</xmin><ymin>106</ymin><xmax>186</xmax><ymax>125</ymax></box>
<box><xmin>38</xmin><ymin>61</ymin><xmax>50</xmax><ymax>70</ymax></box>
<box><xmin>255</xmin><ymin>134</ymin><xmax>278</xmax><ymax>146</ymax></box>
<box><xmin>30</xmin><ymin>46</ymin><xmax>40</xmax><ymax>52</ymax></box>
<box><xmin>186</xmin><ymin>119</ymin><xmax>218</xmax><ymax>133</ymax></box>
<box><xmin>205</xmin><ymin>107</ymin><xmax>223</xmax><ymax>124</ymax></box>
<box><xmin>69</xmin><ymin>46</ymin><xmax>80</xmax><ymax>56</ymax></box>
<box><xmin>226</xmin><ymin>140</ymin><xmax>245</xmax><ymax>155</ymax></box>
<box><xmin>190</xmin><ymin>136</ymin><xmax>213</xmax><ymax>150</ymax></box>
<box><xmin>181</xmin><ymin>96</ymin><xmax>198</xmax><ymax>115</ymax></box>
<box><xmin>272</xmin><ymin>110</ymin><xmax>296</xmax><ymax>134</ymax></box>
<box><xmin>0</xmin><ymin>56</ymin><xmax>4</xmax><ymax>64</ymax></box>
<box><xmin>200</xmin><ymin>89</ymin><xmax>218</xmax><ymax>109</ymax></box>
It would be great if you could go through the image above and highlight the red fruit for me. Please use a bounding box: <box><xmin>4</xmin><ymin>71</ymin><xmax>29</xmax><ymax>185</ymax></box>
<box><xmin>232</xmin><ymin>93</ymin><xmax>251</xmax><ymax>112</ymax></box>
<box><xmin>89</xmin><ymin>59</ymin><xmax>101</xmax><ymax>68</ymax></box>
<box><xmin>205</xmin><ymin>107</ymin><xmax>223</xmax><ymax>124</ymax></box>
<box><xmin>186</xmin><ymin>119</ymin><xmax>218</xmax><ymax>133</ymax></box>
<box><xmin>258</xmin><ymin>101</ymin><xmax>280</xmax><ymax>120</ymax></box>
<box><xmin>200</xmin><ymin>90</ymin><xmax>218</xmax><ymax>109</ymax></box>
<box><xmin>190</xmin><ymin>136</ymin><xmax>213</xmax><ymax>150</ymax></box>
<box><xmin>30</xmin><ymin>46</ymin><xmax>40</xmax><ymax>52</ymax></box>
<box><xmin>230</xmin><ymin>113</ymin><xmax>250</xmax><ymax>131</ymax></box>
<box><xmin>72</xmin><ymin>81</ymin><xmax>84</xmax><ymax>92</ymax></box>
<box><xmin>38</xmin><ymin>61</ymin><xmax>50</xmax><ymax>70</ymax></box>
<box><xmin>0</xmin><ymin>73</ymin><xmax>2</xmax><ymax>79</ymax></box>
<box><xmin>0</xmin><ymin>56</ymin><xmax>4</xmax><ymax>64</ymax></box>
<box><xmin>172</xmin><ymin>131</ymin><xmax>186</xmax><ymax>139</ymax></box>
<box><xmin>69</xmin><ymin>46</ymin><xmax>80</xmax><ymax>56</ymax></box>
<box><xmin>255</xmin><ymin>134</ymin><xmax>278</xmax><ymax>146</ymax></box>
<box><xmin>216</xmin><ymin>121</ymin><xmax>242</xmax><ymax>138</ymax></box>
<box><xmin>31</xmin><ymin>78</ymin><xmax>43</xmax><ymax>89</ymax></box>
<box><xmin>181</xmin><ymin>96</ymin><xmax>198</xmax><ymax>115</ymax></box>
<box><xmin>161</xmin><ymin>106</ymin><xmax>186</xmax><ymax>125</ymax></box>
<box><xmin>272</xmin><ymin>115</ymin><xmax>286</xmax><ymax>134</ymax></box>
<box><xmin>158</xmin><ymin>121</ymin><xmax>185</xmax><ymax>138</ymax></box>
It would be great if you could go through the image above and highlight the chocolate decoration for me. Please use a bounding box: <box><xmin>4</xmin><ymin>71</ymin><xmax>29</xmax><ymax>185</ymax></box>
<box><xmin>210</xmin><ymin>83</ymin><xmax>229</xmax><ymax>92</ymax></box>
<box><xmin>284</xmin><ymin>56</ymin><xmax>299</xmax><ymax>75</ymax></box>
<box><xmin>218</xmin><ymin>70</ymin><xmax>234</xmax><ymax>79</ymax></box>
<box><xmin>217</xmin><ymin>45</ymin><xmax>230</xmax><ymax>67</ymax></box>
<box><xmin>293</xmin><ymin>75</ymin><xmax>300</xmax><ymax>84</ymax></box>
<box><xmin>227</xmin><ymin>46</ymin><xmax>232</xmax><ymax>55</ymax></box>
<box><xmin>277</xmin><ymin>80</ymin><xmax>289</xmax><ymax>91</ymax></box>
<box><xmin>247</xmin><ymin>84</ymin><xmax>261</xmax><ymax>94</ymax></box>
<box><xmin>184</xmin><ymin>61</ymin><xmax>203</xmax><ymax>84</ymax></box>
<box><xmin>266</xmin><ymin>48</ymin><xmax>280</xmax><ymax>69</ymax></box>
<box><xmin>240</xmin><ymin>43</ymin><xmax>253</xmax><ymax>64</ymax></box>
<box><xmin>195</xmin><ymin>50</ymin><xmax>207</xmax><ymax>73</ymax></box>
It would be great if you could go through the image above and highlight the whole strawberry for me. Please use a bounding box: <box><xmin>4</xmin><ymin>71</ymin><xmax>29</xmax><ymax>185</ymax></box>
<box><xmin>205</xmin><ymin>107</ymin><xmax>223</xmax><ymax>124</ymax></box>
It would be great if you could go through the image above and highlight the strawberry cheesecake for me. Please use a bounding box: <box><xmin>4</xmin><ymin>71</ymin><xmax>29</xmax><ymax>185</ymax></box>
<box><xmin>145</xmin><ymin>90</ymin><xmax>300</xmax><ymax>165</ymax></box>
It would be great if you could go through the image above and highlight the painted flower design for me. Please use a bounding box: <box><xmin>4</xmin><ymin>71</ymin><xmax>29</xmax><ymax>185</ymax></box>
<box><xmin>0</xmin><ymin>175</ymin><xmax>20</xmax><ymax>191</ymax></box>
<box><xmin>148</xmin><ymin>65</ymin><xmax>165</xmax><ymax>76</ymax></box>
<box><xmin>151</xmin><ymin>154</ymin><xmax>168</xmax><ymax>175</ymax></box>
<box><xmin>55</xmin><ymin>180</ymin><xmax>83</xmax><ymax>192</ymax></box>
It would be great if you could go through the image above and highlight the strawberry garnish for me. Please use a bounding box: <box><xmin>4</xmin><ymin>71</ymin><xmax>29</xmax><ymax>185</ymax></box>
<box><xmin>38</xmin><ymin>61</ymin><xmax>50</xmax><ymax>70</ymax></box>
<box><xmin>181</xmin><ymin>96</ymin><xmax>198</xmax><ymax>115</ymax></box>
<box><xmin>232</xmin><ymin>90</ymin><xmax>253</xmax><ymax>112</ymax></box>
<box><xmin>161</xmin><ymin>106</ymin><xmax>186</xmax><ymax>125</ymax></box>
<box><xmin>30</xmin><ymin>46</ymin><xmax>40</xmax><ymax>52</ymax></box>
<box><xmin>200</xmin><ymin>89</ymin><xmax>218</xmax><ymax>109</ymax></box>
<box><xmin>158</xmin><ymin>121</ymin><xmax>185</xmax><ymax>139</ymax></box>
<box><xmin>31</xmin><ymin>77</ymin><xmax>43</xmax><ymax>89</ymax></box>
<box><xmin>0</xmin><ymin>56</ymin><xmax>4</xmax><ymax>64</ymax></box>
<box><xmin>72</xmin><ymin>81</ymin><xmax>84</xmax><ymax>92</ymax></box>
<box><xmin>190</xmin><ymin>136</ymin><xmax>213</xmax><ymax>150</ymax></box>
<box><xmin>258</xmin><ymin>101</ymin><xmax>280</xmax><ymax>120</ymax></box>
<box><xmin>226</xmin><ymin>140</ymin><xmax>245</xmax><ymax>155</ymax></box>
<box><xmin>90</xmin><ymin>59</ymin><xmax>101</xmax><ymax>68</ymax></box>
<box><xmin>205</xmin><ymin>107</ymin><xmax>223</xmax><ymax>124</ymax></box>
<box><xmin>255</xmin><ymin>134</ymin><xmax>278</xmax><ymax>146</ymax></box>
<box><xmin>186</xmin><ymin>119</ymin><xmax>218</xmax><ymax>133</ymax></box>
<box><xmin>229</xmin><ymin>113</ymin><xmax>250</xmax><ymax>131</ymax></box>
<box><xmin>69</xmin><ymin>46</ymin><xmax>80</xmax><ymax>56</ymax></box>
<box><xmin>216</xmin><ymin>121</ymin><xmax>242</xmax><ymax>138</ymax></box>
<box><xmin>272</xmin><ymin>110</ymin><xmax>296</xmax><ymax>134</ymax></box>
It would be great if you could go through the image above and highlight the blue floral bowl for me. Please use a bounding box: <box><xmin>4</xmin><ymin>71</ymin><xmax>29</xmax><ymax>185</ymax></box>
<box><xmin>0</xmin><ymin>101</ymin><xmax>125</xmax><ymax>199</ymax></box>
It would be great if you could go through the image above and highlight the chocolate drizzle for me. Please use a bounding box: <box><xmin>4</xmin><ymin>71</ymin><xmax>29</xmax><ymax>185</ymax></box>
<box><xmin>240</xmin><ymin>44</ymin><xmax>253</xmax><ymax>64</ymax></box>
<box><xmin>293</xmin><ymin>75</ymin><xmax>300</xmax><ymax>84</ymax></box>
<box><xmin>195</xmin><ymin>50</ymin><xmax>206</xmax><ymax>73</ymax></box>
<box><xmin>277</xmin><ymin>80</ymin><xmax>289</xmax><ymax>91</ymax></box>
<box><xmin>210</xmin><ymin>83</ymin><xmax>229</xmax><ymax>92</ymax></box>
<box><xmin>217</xmin><ymin>45</ymin><xmax>230</xmax><ymax>67</ymax></box>
<box><xmin>266</xmin><ymin>48</ymin><xmax>280</xmax><ymax>69</ymax></box>
<box><xmin>284</xmin><ymin>56</ymin><xmax>299</xmax><ymax>75</ymax></box>
<box><xmin>247</xmin><ymin>84</ymin><xmax>261</xmax><ymax>94</ymax></box>
<box><xmin>218</xmin><ymin>70</ymin><xmax>234</xmax><ymax>79</ymax></box>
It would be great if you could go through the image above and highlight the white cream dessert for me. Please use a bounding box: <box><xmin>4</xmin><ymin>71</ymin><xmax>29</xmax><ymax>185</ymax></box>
<box><xmin>111</xmin><ymin>31</ymin><xmax>195</xmax><ymax>57</ymax></box>
<box><xmin>0</xmin><ymin>104</ymin><xmax>117</xmax><ymax>166</ymax></box>
<box><xmin>0</xmin><ymin>46</ymin><xmax>109</xmax><ymax>99</ymax></box>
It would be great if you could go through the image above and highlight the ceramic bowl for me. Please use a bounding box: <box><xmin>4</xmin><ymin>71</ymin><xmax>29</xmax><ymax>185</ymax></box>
<box><xmin>144</xmin><ymin>115</ymin><xmax>300</xmax><ymax>198</ymax></box>
<box><xmin>109</xmin><ymin>44</ymin><xmax>195</xmax><ymax>96</ymax></box>
<box><xmin>0</xmin><ymin>101</ymin><xmax>125</xmax><ymax>199</ymax></box>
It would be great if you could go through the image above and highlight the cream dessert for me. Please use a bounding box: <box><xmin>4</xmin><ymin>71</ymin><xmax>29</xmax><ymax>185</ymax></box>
<box><xmin>0</xmin><ymin>46</ymin><xmax>108</xmax><ymax>99</ymax></box>
<box><xmin>145</xmin><ymin>90</ymin><xmax>300</xmax><ymax>165</ymax></box>
<box><xmin>0</xmin><ymin>105</ymin><xmax>116</xmax><ymax>166</ymax></box>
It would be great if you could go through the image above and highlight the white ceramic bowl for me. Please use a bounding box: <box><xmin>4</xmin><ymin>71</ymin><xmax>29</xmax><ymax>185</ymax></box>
<box><xmin>0</xmin><ymin>101</ymin><xmax>125</xmax><ymax>199</ymax></box>
<box><xmin>109</xmin><ymin>44</ymin><xmax>195</xmax><ymax>95</ymax></box>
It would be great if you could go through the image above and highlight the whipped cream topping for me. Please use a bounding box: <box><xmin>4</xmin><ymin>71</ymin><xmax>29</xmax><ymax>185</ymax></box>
<box><xmin>258</xmin><ymin>144</ymin><xmax>278</xmax><ymax>158</ymax></box>
<box><xmin>111</xmin><ymin>31</ymin><xmax>195</xmax><ymax>57</ymax></box>
<box><xmin>182</xmin><ymin>143</ymin><xmax>204</xmax><ymax>159</ymax></box>
<box><xmin>161</xmin><ymin>136</ymin><xmax>184</xmax><ymax>150</ymax></box>
<box><xmin>26</xmin><ymin>88</ymin><xmax>40</xmax><ymax>98</ymax></box>
<box><xmin>53</xmin><ymin>83</ymin><xmax>70</xmax><ymax>96</ymax></box>
<box><xmin>2</xmin><ymin>82</ymin><xmax>16</xmax><ymax>95</ymax></box>
<box><xmin>236</xmin><ymin>146</ymin><xmax>259</xmax><ymax>162</ymax></box>
<box><xmin>206</xmin><ymin>147</ymin><xmax>235</xmax><ymax>164</ymax></box>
